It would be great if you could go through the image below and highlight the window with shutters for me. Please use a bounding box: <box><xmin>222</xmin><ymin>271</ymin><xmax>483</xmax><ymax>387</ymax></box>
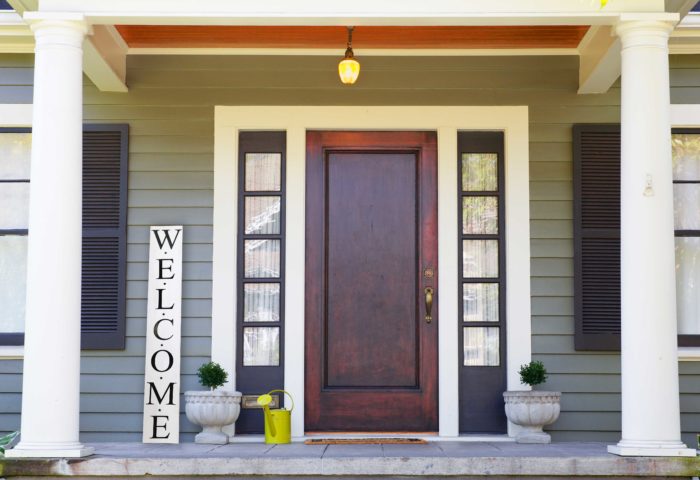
<box><xmin>0</xmin><ymin>125</ymin><xmax>128</xmax><ymax>349</ymax></box>
<box><xmin>575</xmin><ymin>125</ymin><xmax>698</xmax><ymax>350</ymax></box>
<box><xmin>672</xmin><ymin>129</ymin><xmax>700</xmax><ymax>347</ymax></box>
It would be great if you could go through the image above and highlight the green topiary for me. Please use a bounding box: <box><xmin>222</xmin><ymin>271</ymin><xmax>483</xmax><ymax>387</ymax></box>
<box><xmin>518</xmin><ymin>360</ymin><xmax>548</xmax><ymax>387</ymax></box>
<box><xmin>197</xmin><ymin>361</ymin><xmax>228</xmax><ymax>390</ymax></box>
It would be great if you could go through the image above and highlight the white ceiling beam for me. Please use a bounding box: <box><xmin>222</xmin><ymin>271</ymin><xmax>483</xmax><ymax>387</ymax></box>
<box><xmin>578</xmin><ymin>25</ymin><xmax>621</xmax><ymax>94</ymax></box>
<box><xmin>82</xmin><ymin>25</ymin><xmax>128</xmax><ymax>92</ymax></box>
<box><xmin>668</xmin><ymin>0</ymin><xmax>699</xmax><ymax>18</ymax></box>
<box><xmin>6</xmin><ymin>0</ymin><xmax>37</xmax><ymax>16</ymax></box>
<box><xmin>670</xmin><ymin>13</ymin><xmax>700</xmax><ymax>53</ymax></box>
<box><xmin>0</xmin><ymin>10</ymin><xmax>33</xmax><ymax>53</ymax></box>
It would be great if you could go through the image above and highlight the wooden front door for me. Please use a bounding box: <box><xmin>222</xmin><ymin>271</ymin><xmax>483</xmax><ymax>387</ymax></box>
<box><xmin>305</xmin><ymin>131</ymin><xmax>438</xmax><ymax>432</ymax></box>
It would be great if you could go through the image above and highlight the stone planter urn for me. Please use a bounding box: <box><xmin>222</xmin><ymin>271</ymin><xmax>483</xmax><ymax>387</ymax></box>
<box><xmin>184</xmin><ymin>390</ymin><xmax>242</xmax><ymax>444</ymax></box>
<box><xmin>503</xmin><ymin>391</ymin><xmax>561</xmax><ymax>444</ymax></box>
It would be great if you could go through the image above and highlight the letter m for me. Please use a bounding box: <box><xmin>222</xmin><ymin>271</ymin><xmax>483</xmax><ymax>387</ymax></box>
<box><xmin>147</xmin><ymin>382</ymin><xmax>175</xmax><ymax>405</ymax></box>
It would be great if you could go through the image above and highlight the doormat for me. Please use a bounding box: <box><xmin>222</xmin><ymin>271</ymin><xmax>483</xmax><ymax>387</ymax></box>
<box><xmin>304</xmin><ymin>438</ymin><xmax>427</xmax><ymax>445</ymax></box>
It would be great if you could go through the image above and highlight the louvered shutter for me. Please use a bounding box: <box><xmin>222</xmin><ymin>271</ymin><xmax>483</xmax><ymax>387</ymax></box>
<box><xmin>573</xmin><ymin>125</ymin><xmax>621</xmax><ymax>351</ymax></box>
<box><xmin>81</xmin><ymin>125</ymin><xmax>128</xmax><ymax>349</ymax></box>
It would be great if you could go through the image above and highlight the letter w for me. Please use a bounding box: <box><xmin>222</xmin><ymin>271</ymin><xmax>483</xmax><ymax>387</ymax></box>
<box><xmin>153</xmin><ymin>229</ymin><xmax>182</xmax><ymax>250</ymax></box>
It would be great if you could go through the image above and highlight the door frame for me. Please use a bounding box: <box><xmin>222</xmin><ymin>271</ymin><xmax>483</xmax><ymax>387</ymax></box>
<box><xmin>212</xmin><ymin>106</ymin><xmax>531</xmax><ymax>438</ymax></box>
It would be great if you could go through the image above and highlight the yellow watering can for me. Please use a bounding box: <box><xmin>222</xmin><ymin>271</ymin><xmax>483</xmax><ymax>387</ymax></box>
<box><xmin>257</xmin><ymin>390</ymin><xmax>294</xmax><ymax>444</ymax></box>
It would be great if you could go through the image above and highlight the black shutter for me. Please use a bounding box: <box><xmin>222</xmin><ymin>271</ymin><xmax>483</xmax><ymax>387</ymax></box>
<box><xmin>573</xmin><ymin>125</ymin><xmax>621</xmax><ymax>351</ymax></box>
<box><xmin>81</xmin><ymin>125</ymin><xmax>128</xmax><ymax>350</ymax></box>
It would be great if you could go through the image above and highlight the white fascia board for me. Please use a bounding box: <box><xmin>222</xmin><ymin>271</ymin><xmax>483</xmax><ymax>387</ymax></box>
<box><xmin>42</xmin><ymin>14</ymin><xmax>621</xmax><ymax>27</ymax></box>
<box><xmin>38</xmin><ymin>0</ymin><xmax>665</xmax><ymax>15</ymax></box>
<box><xmin>32</xmin><ymin>0</ymin><xmax>664</xmax><ymax>26</ymax></box>
<box><xmin>578</xmin><ymin>25</ymin><xmax>621</xmax><ymax>94</ymax></box>
<box><xmin>82</xmin><ymin>24</ymin><xmax>128</xmax><ymax>93</ymax></box>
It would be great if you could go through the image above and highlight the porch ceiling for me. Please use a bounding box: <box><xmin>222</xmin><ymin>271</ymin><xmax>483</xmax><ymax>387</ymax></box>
<box><xmin>114</xmin><ymin>25</ymin><xmax>590</xmax><ymax>49</ymax></box>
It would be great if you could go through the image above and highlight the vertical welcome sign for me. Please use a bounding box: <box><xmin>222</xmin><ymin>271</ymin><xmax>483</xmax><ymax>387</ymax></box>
<box><xmin>142</xmin><ymin>226</ymin><xmax>183</xmax><ymax>443</ymax></box>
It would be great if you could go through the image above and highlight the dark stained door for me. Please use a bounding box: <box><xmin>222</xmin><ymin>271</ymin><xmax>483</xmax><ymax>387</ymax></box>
<box><xmin>305</xmin><ymin>131</ymin><xmax>438</xmax><ymax>432</ymax></box>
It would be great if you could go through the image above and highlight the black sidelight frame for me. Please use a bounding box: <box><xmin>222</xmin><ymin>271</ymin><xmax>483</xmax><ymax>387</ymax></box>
<box><xmin>457</xmin><ymin>131</ymin><xmax>507</xmax><ymax>434</ymax></box>
<box><xmin>235</xmin><ymin>131</ymin><xmax>287</xmax><ymax>433</ymax></box>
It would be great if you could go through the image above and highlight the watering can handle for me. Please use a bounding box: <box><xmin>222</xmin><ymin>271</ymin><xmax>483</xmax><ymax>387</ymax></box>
<box><xmin>267</xmin><ymin>389</ymin><xmax>294</xmax><ymax>412</ymax></box>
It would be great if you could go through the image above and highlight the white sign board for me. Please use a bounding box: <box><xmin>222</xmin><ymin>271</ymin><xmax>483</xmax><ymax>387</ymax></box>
<box><xmin>142</xmin><ymin>226</ymin><xmax>183</xmax><ymax>443</ymax></box>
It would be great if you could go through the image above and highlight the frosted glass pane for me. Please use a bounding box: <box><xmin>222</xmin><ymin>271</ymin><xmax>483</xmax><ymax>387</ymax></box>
<box><xmin>463</xmin><ymin>240</ymin><xmax>498</xmax><ymax>278</ymax></box>
<box><xmin>245</xmin><ymin>153</ymin><xmax>281</xmax><ymax>191</ymax></box>
<box><xmin>244</xmin><ymin>239</ymin><xmax>280</xmax><ymax>278</ymax></box>
<box><xmin>676</xmin><ymin>237</ymin><xmax>700</xmax><ymax>335</ymax></box>
<box><xmin>462</xmin><ymin>153</ymin><xmax>497</xmax><ymax>192</ymax></box>
<box><xmin>462</xmin><ymin>196</ymin><xmax>498</xmax><ymax>234</ymax></box>
<box><xmin>245</xmin><ymin>196</ymin><xmax>281</xmax><ymax>235</ymax></box>
<box><xmin>0</xmin><ymin>133</ymin><xmax>31</xmax><ymax>180</ymax></box>
<box><xmin>463</xmin><ymin>283</ymin><xmax>499</xmax><ymax>323</ymax></box>
<box><xmin>0</xmin><ymin>183</ymin><xmax>29</xmax><ymax>229</ymax></box>
<box><xmin>672</xmin><ymin>133</ymin><xmax>700</xmax><ymax>181</ymax></box>
<box><xmin>674</xmin><ymin>184</ymin><xmax>700</xmax><ymax>230</ymax></box>
<box><xmin>464</xmin><ymin>327</ymin><xmax>499</xmax><ymax>366</ymax></box>
<box><xmin>244</xmin><ymin>283</ymin><xmax>280</xmax><ymax>322</ymax></box>
<box><xmin>243</xmin><ymin>327</ymin><xmax>280</xmax><ymax>366</ymax></box>
<box><xmin>0</xmin><ymin>236</ymin><xmax>27</xmax><ymax>333</ymax></box>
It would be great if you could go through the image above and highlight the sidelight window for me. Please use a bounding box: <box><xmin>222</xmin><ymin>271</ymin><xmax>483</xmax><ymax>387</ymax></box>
<box><xmin>240</xmin><ymin>150</ymin><xmax>284</xmax><ymax>366</ymax></box>
<box><xmin>459</xmin><ymin>149</ymin><xmax>504</xmax><ymax>367</ymax></box>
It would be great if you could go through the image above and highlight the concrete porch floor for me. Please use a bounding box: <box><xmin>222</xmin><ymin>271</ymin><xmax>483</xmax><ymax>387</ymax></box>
<box><xmin>1</xmin><ymin>442</ymin><xmax>699</xmax><ymax>478</ymax></box>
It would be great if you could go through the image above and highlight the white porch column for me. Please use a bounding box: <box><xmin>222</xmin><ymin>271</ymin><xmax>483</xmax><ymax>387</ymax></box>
<box><xmin>6</xmin><ymin>14</ymin><xmax>93</xmax><ymax>458</ymax></box>
<box><xmin>608</xmin><ymin>14</ymin><xmax>694</xmax><ymax>458</ymax></box>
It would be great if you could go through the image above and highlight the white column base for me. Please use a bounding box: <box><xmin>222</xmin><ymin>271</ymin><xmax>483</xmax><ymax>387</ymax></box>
<box><xmin>608</xmin><ymin>440</ymin><xmax>697</xmax><ymax>457</ymax></box>
<box><xmin>5</xmin><ymin>442</ymin><xmax>94</xmax><ymax>458</ymax></box>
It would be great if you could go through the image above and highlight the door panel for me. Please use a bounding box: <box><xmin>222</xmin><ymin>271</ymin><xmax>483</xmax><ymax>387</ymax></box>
<box><xmin>305</xmin><ymin>131</ymin><xmax>438</xmax><ymax>432</ymax></box>
<box><xmin>326</xmin><ymin>152</ymin><xmax>417</xmax><ymax>388</ymax></box>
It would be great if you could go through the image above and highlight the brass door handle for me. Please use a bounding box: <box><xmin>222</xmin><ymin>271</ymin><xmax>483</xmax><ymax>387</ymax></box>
<box><xmin>424</xmin><ymin>287</ymin><xmax>434</xmax><ymax>323</ymax></box>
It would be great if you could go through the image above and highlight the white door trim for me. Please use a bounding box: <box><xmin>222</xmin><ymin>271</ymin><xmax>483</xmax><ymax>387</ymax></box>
<box><xmin>212</xmin><ymin>106</ymin><xmax>531</xmax><ymax>438</ymax></box>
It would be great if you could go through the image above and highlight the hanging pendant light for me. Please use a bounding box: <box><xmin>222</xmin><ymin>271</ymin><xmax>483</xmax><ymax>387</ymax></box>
<box><xmin>338</xmin><ymin>26</ymin><xmax>360</xmax><ymax>85</ymax></box>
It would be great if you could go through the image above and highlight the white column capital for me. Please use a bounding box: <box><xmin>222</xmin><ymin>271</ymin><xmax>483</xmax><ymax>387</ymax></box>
<box><xmin>24</xmin><ymin>12</ymin><xmax>89</xmax><ymax>47</ymax></box>
<box><xmin>615</xmin><ymin>14</ymin><xmax>678</xmax><ymax>50</ymax></box>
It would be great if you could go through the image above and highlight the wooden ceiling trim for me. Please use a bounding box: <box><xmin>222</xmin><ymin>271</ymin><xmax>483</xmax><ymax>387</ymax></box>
<box><xmin>115</xmin><ymin>25</ymin><xmax>590</xmax><ymax>49</ymax></box>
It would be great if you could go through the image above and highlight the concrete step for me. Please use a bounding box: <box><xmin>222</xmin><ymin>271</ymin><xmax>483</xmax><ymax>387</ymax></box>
<box><xmin>1</xmin><ymin>442</ymin><xmax>698</xmax><ymax>478</ymax></box>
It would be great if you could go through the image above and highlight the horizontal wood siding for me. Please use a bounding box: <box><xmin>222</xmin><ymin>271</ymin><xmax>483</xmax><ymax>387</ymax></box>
<box><xmin>0</xmin><ymin>52</ymin><xmax>698</xmax><ymax>445</ymax></box>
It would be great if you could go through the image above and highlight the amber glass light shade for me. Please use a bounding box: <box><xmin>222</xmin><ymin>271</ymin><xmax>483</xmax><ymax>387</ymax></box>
<box><xmin>338</xmin><ymin>27</ymin><xmax>360</xmax><ymax>85</ymax></box>
<box><xmin>338</xmin><ymin>56</ymin><xmax>360</xmax><ymax>85</ymax></box>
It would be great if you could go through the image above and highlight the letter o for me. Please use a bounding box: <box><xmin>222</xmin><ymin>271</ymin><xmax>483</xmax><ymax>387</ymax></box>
<box><xmin>151</xmin><ymin>349</ymin><xmax>174</xmax><ymax>373</ymax></box>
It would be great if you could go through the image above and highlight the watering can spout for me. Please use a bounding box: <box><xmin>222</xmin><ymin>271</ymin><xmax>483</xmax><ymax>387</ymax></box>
<box><xmin>257</xmin><ymin>390</ymin><xmax>294</xmax><ymax>444</ymax></box>
<box><xmin>258</xmin><ymin>394</ymin><xmax>277</xmax><ymax>437</ymax></box>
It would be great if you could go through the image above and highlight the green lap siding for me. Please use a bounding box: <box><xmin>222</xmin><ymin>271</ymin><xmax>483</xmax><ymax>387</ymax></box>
<box><xmin>0</xmin><ymin>52</ymin><xmax>698</xmax><ymax>444</ymax></box>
